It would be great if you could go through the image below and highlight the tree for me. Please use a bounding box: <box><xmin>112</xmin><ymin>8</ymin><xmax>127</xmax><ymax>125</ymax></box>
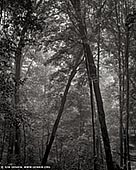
<box><xmin>67</xmin><ymin>1</ymin><xmax>115</xmax><ymax>170</ymax></box>
<box><xmin>1</xmin><ymin>0</ymin><xmax>42</xmax><ymax>164</ymax></box>
<box><xmin>42</xmin><ymin>53</ymin><xmax>83</xmax><ymax>165</ymax></box>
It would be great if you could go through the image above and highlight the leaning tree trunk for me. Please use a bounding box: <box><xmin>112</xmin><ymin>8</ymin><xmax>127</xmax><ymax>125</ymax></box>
<box><xmin>69</xmin><ymin>1</ymin><xmax>115</xmax><ymax>170</ymax></box>
<box><xmin>96</xmin><ymin>2</ymin><xmax>102</xmax><ymax>165</ymax></box>
<box><xmin>84</xmin><ymin>43</ymin><xmax>114</xmax><ymax>170</ymax></box>
<box><xmin>41</xmin><ymin>56</ymin><xmax>83</xmax><ymax>165</ymax></box>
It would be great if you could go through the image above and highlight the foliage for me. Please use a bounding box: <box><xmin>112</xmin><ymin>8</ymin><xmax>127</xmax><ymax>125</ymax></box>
<box><xmin>1</xmin><ymin>0</ymin><xmax>136</xmax><ymax>169</ymax></box>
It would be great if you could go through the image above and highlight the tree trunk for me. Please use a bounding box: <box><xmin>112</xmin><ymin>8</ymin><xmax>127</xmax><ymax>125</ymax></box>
<box><xmin>86</xmin><ymin>59</ymin><xmax>96</xmax><ymax>170</ymax></box>
<box><xmin>7</xmin><ymin>125</ymin><xmax>14</xmax><ymax>164</ymax></box>
<box><xmin>14</xmin><ymin>46</ymin><xmax>22</xmax><ymax>164</ymax></box>
<box><xmin>119</xmin><ymin>46</ymin><xmax>124</xmax><ymax>168</ymax></box>
<box><xmin>14</xmin><ymin>13</ymin><xmax>29</xmax><ymax>165</ymax></box>
<box><xmin>41</xmin><ymin>57</ymin><xmax>83</xmax><ymax>165</ymax></box>
<box><xmin>0</xmin><ymin>120</ymin><xmax>6</xmax><ymax>163</ymax></box>
<box><xmin>85</xmin><ymin>42</ymin><xmax>115</xmax><ymax>170</ymax></box>
<box><xmin>23</xmin><ymin>123</ymin><xmax>26</xmax><ymax>165</ymax></box>
<box><xmin>115</xmin><ymin>1</ymin><xmax>124</xmax><ymax>167</ymax></box>
<box><xmin>124</xmin><ymin>129</ymin><xmax>127</xmax><ymax>170</ymax></box>
<box><xmin>68</xmin><ymin>1</ymin><xmax>115</xmax><ymax>169</ymax></box>
<box><xmin>92</xmin><ymin>70</ymin><xmax>114</xmax><ymax>170</ymax></box>
<box><xmin>125</xmin><ymin>25</ymin><xmax>131</xmax><ymax>170</ymax></box>
<box><xmin>96</xmin><ymin>3</ymin><xmax>101</xmax><ymax>166</ymax></box>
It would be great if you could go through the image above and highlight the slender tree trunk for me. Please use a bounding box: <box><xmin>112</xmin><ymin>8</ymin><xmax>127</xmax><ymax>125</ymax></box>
<box><xmin>90</xmin><ymin>81</ymin><xmax>96</xmax><ymax>170</ymax></box>
<box><xmin>86</xmin><ymin>59</ymin><xmax>96</xmax><ymax>170</ymax></box>
<box><xmin>97</xmin><ymin>0</ymin><xmax>102</xmax><ymax>81</ymax></box>
<box><xmin>23</xmin><ymin>123</ymin><xmax>26</xmax><ymax>165</ymax></box>
<box><xmin>124</xmin><ymin>128</ymin><xmax>127</xmax><ymax>170</ymax></box>
<box><xmin>7</xmin><ymin>125</ymin><xmax>14</xmax><ymax>164</ymax></box>
<box><xmin>115</xmin><ymin>1</ymin><xmax>124</xmax><ymax>167</ymax></box>
<box><xmin>38</xmin><ymin>140</ymin><xmax>42</xmax><ymax>162</ymax></box>
<box><xmin>96</xmin><ymin>38</ymin><xmax>104</xmax><ymax>169</ymax></box>
<box><xmin>78</xmin><ymin>100</ymin><xmax>82</xmax><ymax>170</ymax></box>
<box><xmin>0</xmin><ymin>120</ymin><xmax>6</xmax><ymax>163</ymax></box>
<box><xmin>77</xmin><ymin>95</ymin><xmax>85</xmax><ymax>170</ymax></box>
<box><xmin>119</xmin><ymin>44</ymin><xmax>123</xmax><ymax>168</ymax></box>
<box><xmin>125</xmin><ymin>25</ymin><xmax>131</xmax><ymax>170</ymax></box>
<box><xmin>96</xmin><ymin>3</ymin><xmax>101</xmax><ymax>166</ymax></box>
<box><xmin>41</xmin><ymin>57</ymin><xmax>83</xmax><ymax>165</ymax></box>
<box><xmin>14</xmin><ymin>45</ymin><xmax>22</xmax><ymax>165</ymax></box>
<box><xmin>41</xmin><ymin>124</ymin><xmax>45</xmax><ymax>159</ymax></box>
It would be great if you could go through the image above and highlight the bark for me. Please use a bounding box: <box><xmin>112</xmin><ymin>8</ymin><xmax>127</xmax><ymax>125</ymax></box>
<box><xmin>119</xmin><ymin>41</ymin><xmax>123</xmax><ymax>168</ymax></box>
<box><xmin>7</xmin><ymin>126</ymin><xmax>14</xmax><ymax>164</ymax></box>
<box><xmin>14</xmin><ymin>45</ymin><xmax>22</xmax><ymax>164</ymax></box>
<box><xmin>14</xmin><ymin>11</ymin><xmax>30</xmax><ymax>165</ymax></box>
<box><xmin>96</xmin><ymin>1</ymin><xmax>101</xmax><ymax>164</ymax></box>
<box><xmin>41</xmin><ymin>124</ymin><xmax>45</xmax><ymax>159</ymax></box>
<box><xmin>115</xmin><ymin>1</ymin><xmax>123</xmax><ymax>167</ymax></box>
<box><xmin>38</xmin><ymin>140</ymin><xmax>42</xmax><ymax>162</ymax></box>
<box><xmin>14</xmin><ymin>31</ymin><xmax>25</xmax><ymax>165</ymax></box>
<box><xmin>86</xmin><ymin>59</ymin><xmax>96</xmax><ymax>170</ymax></box>
<box><xmin>77</xmin><ymin>96</ymin><xmax>84</xmax><ymax>170</ymax></box>
<box><xmin>124</xmin><ymin>129</ymin><xmax>127</xmax><ymax>170</ymax></box>
<box><xmin>23</xmin><ymin>123</ymin><xmax>26</xmax><ymax>165</ymax></box>
<box><xmin>0</xmin><ymin>121</ymin><xmax>6</xmax><ymax>163</ymax></box>
<box><xmin>125</xmin><ymin>25</ymin><xmax>131</xmax><ymax>170</ymax></box>
<box><xmin>97</xmin><ymin>0</ymin><xmax>102</xmax><ymax>80</ymax></box>
<box><xmin>41</xmin><ymin>57</ymin><xmax>83</xmax><ymax>165</ymax></box>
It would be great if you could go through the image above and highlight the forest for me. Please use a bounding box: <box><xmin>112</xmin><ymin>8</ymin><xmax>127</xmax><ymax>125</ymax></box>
<box><xmin>0</xmin><ymin>0</ymin><xmax>136</xmax><ymax>170</ymax></box>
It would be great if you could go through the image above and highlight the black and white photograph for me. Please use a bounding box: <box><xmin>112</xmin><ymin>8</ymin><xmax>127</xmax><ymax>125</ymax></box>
<box><xmin>0</xmin><ymin>0</ymin><xmax>136</xmax><ymax>170</ymax></box>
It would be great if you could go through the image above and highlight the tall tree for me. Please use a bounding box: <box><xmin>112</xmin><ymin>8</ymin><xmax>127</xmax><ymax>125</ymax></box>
<box><xmin>41</xmin><ymin>55</ymin><xmax>83</xmax><ymax>165</ymax></box>
<box><xmin>85</xmin><ymin>59</ymin><xmax>96</xmax><ymax>170</ymax></box>
<box><xmin>68</xmin><ymin>1</ymin><xmax>115</xmax><ymax>170</ymax></box>
<box><xmin>114</xmin><ymin>0</ymin><xmax>123</xmax><ymax>167</ymax></box>
<box><xmin>1</xmin><ymin>0</ymin><xmax>43</xmax><ymax>164</ymax></box>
